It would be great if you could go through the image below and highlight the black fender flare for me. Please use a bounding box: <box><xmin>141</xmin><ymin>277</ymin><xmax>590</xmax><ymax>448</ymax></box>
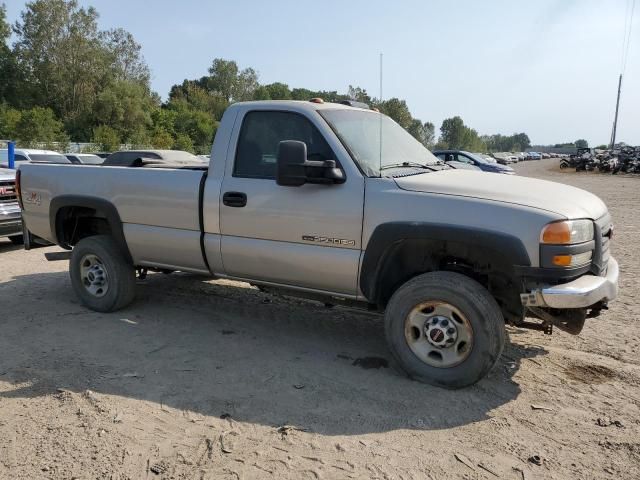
<box><xmin>49</xmin><ymin>195</ymin><xmax>132</xmax><ymax>262</ymax></box>
<box><xmin>359</xmin><ymin>222</ymin><xmax>531</xmax><ymax>303</ymax></box>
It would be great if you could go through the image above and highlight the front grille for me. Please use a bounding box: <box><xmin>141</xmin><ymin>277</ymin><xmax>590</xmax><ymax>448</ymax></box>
<box><xmin>0</xmin><ymin>180</ymin><xmax>17</xmax><ymax>204</ymax></box>
<box><xmin>594</xmin><ymin>213</ymin><xmax>612</xmax><ymax>276</ymax></box>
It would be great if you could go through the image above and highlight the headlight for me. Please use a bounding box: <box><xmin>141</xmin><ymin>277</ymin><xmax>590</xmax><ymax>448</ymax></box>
<box><xmin>541</xmin><ymin>220</ymin><xmax>594</xmax><ymax>245</ymax></box>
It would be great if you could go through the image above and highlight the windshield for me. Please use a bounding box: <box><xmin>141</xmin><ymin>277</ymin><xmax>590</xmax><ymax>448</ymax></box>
<box><xmin>320</xmin><ymin>109</ymin><xmax>441</xmax><ymax>177</ymax></box>
<box><xmin>466</xmin><ymin>152</ymin><xmax>491</xmax><ymax>164</ymax></box>
<box><xmin>78</xmin><ymin>154</ymin><xmax>103</xmax><ymax>164</ymax></box>
<box><xmin>29</xmin><ymin>153</ymin><xmax>70</xmax><ymax>163</ymax></box>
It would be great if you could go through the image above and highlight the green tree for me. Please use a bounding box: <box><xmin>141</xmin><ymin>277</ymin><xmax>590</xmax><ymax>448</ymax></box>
<box><xmin>347</xmin><ymin>85</ymin><xmax>372</xmax><ymax>104</ymax></box>
<box><xmin>173</xmin><ymin>133</ymin><xmax>194</xmax><ymax>152</ymax></box>
<box><xmin>170</xmin><ymin>103</ymin><xmax>216</xmax><ymax>151</ymax></box>
<box><xmin>252</xmin><ymin>85</ymin><xmax>271</xmax><ymax>100</ymax></box>
<box><xmin>0</xmin><ymin>3</ymin><xmax>21</xmax><ymax>106</ymax></box>
<box><xmin>379</xmin><ymin>98</ymin><xmax>412</xmax><ymax>130</ymax></box>
<box><xmin>92</xmin><ymin>79</ymin><xmax>157</xmax><ymax>142</ymax></box>
<box><xmin>102</xmin><ymin>27</ymin><xmax>150</xmax><ymax>84</ymax></box>
<box><xmin>92</xmin><ymin>125</ymin><xmax>120</xmax><ymax>151</ymax></box>
<box><xmin>205</xmin><ymin>58</ymin><xmax>258</xmax><ymax>102</ymax></box>
<box><xmin>0</xmin><ymin>105</ymin><xmax>22</xmax><ymax>139</ymax></box>
<box><xmin>263</xmin><ymin>82</ymin><xmax>291</xmax><ymax>100</ymax></box>
<box><xmin>408</xmin><ymin>120</ymin><xmax>435</xmax><ymax>148</ymax></box>
<box><xmin>13</xmin><ymin>106</ymin><xmax>68</xmax><ymax>146</ymax></box>
<box><xmin>575</xmin><ymin>139</ymin><xmax>588</xmax><ymax>148</ymax></box>
<box><xmin>168</xmin><ymin>83</ymin><xmax>226</xmax><ymax>120</ymax></box>
<box><xmin>12</xmin><ymin>0</ymin><xmax>153</xmax><ymax>140</ymax></box>
<box><xmin>439</xmin><ymin>116</ymin><xmax>486</xmax><ymax>151</ymax></box>
<box><xmin>150</xmin><ymin>128</ymin><xmax>174</xmax><ymax>149</ymax></box>
<box><xmin>440</xmin><ymin>116</ymin><xmax>466</xmax><ymax>149</ymax></box>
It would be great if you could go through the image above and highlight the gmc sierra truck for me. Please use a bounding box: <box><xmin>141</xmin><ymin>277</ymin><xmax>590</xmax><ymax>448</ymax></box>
<box><xmin>16</xmin><ymin>100</ymin><xmax>619</xmax><ymax>388</ymax></box>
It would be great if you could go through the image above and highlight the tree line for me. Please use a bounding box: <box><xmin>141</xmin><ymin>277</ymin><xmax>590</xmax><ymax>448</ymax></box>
<box><xmin>1</xmin><ymin>0</ymin><xmax>532</xmax><ymax>154</ymax></box>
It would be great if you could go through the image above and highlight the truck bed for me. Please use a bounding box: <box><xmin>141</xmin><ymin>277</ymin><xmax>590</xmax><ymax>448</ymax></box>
<box><xmin>20</xmin><ymin>163</ymin><xmax>209</xmax><ymax>273</ymax></box>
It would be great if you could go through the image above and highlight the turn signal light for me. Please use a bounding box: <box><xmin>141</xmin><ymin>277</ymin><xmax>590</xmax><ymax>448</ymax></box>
<box><xmin>552</xmin><ymin>251</ymin><xmax>593</xmax><ymax>267</ymax></box>
<box><xmin>542</xmin><ymin>222</ymin><xmax>571</xmax><ymax>244</ymax></box>
<box><xmin>552</xmin><ymin>255</ymin><xmax>572</xmax><ymax>266</ymax></box>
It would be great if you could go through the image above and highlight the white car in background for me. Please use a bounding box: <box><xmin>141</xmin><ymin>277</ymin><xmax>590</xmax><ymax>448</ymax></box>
<box><xmin>0</xmin><ymin>148</ymin><xmax>70</xmax><ymax>168</ymax></box>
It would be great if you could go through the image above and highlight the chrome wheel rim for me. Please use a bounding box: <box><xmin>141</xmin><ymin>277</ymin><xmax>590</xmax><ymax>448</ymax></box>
<box><xmin>80</xmin><ymin>254</ymin><xmax>109</xmax><ymax>298</ymax></box>
<box><xmin>404</xmin><ymin>301</ymin><xmax>473</xmax><ymax>368</ymax></box>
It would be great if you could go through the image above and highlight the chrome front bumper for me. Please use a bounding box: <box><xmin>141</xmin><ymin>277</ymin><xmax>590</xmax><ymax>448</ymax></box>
<box><xmin>0</xmin><ymin>203</ymin><xmax>22</xmax><ymax>238</ymax></box>
<box><xmin>521</xmin><ymin>257</ymin><xmax>619</xmax><ymax>309</ymax></box>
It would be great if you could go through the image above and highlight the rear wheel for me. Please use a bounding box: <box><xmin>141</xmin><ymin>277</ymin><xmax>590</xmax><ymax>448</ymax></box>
<box><xmin>384</xmin><ymin>271</ymin><xmax>505</xmax><ymax>389</ymax></box>
<box><xmin>69</xmin><ymin>235</ymin><xmax>135</xmax><ymax>312</ymax></box>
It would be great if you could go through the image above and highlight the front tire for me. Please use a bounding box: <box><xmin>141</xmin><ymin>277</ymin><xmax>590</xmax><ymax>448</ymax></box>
<box><xmin>69</xmin><ymin>235</ymin><xmax>136</xmax><ymax>312</ymax></box>
<box><xmin>384</xmin><ymin>271</ymin><xmax>505</xmax><ymax>389</ymax></box>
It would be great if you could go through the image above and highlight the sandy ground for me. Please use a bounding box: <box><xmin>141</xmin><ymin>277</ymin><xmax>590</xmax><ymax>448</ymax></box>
<box><xmin>1</xmin><ymin>159</ymin><xmax>639</xmax><ymax>480</ymax></box>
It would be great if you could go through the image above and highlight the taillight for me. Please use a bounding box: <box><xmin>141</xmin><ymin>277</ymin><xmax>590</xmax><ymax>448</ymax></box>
<box><xmin>15</xmin><ymin>169</ymin><xmax>23</xmax><ymax>209</ymax></box>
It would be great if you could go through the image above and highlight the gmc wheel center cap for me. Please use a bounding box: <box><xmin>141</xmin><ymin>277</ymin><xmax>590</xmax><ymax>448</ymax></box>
<box><xmin>425</xmin><ymin>316</ymin><xmax>457</xmax><ymax>347</ymax></box>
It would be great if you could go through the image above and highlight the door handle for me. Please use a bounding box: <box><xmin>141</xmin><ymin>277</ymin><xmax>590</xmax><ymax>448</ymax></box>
<box><xmin>223</xmin><ymin>191</ymin><xmax>247</xmax><ymax>207</ymax></box>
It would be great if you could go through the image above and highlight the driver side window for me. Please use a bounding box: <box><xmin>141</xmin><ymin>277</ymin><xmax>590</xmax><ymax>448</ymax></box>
<box><xmin>234</xmin><ymin>111</ymin><xmax>335</xmax><ymax>179</ymax></box>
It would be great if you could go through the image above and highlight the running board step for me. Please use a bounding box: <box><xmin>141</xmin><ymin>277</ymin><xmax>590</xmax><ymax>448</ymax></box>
<box><xmin>44</xmin><ymin>251</ymin><xmax>71</xmax><ymax>261</ymax></box>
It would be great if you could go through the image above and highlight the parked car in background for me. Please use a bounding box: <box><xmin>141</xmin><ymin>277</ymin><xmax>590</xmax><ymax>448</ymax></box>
<box><xmin>0</xmin><ymin>148</ymin><xmax>70</xmax><ymax>168</ymax></box>
<box><xmin>527</xmin><ymin>152</ymin><xmax>542</xmax><ymax>160</ymax></box>
<box><xmin>103</xmin><ymin>149</ymin><xmax>203</xmax><ymax>167</ymax></box>
<box><xmin>490</xmin><ymin>152</ymin><xmax>513</xmax><ymax>165</ymax></box>
<box><xmin>65</xmin><ymin>153</ymin><xmax>105</xmax><ymax>165</ymax></box>
<box><xmin>434</xmin><ymin>150</ymin><xmax>515</xmax><ymax>174</ymax></box>
<box><xmin>473</xmin><ymin>153</ymin><xmax>498</xmax><ymax>164</ymax></box>
<box><xmin>0</xmin><ymin>167</ymin><xmax>22</xmax><ymax>244</ymax></box>
<box><xmin>440</xmin><ymin>158</ymin><xmax>482</xmax><ymax>171</ymax></box>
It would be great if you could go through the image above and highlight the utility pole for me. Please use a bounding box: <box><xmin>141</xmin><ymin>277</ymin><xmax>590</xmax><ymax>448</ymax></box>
<box><xmin>610</xmin><ymin>75</ymin><xmax>622</xmax><ymax>149</ymax></box>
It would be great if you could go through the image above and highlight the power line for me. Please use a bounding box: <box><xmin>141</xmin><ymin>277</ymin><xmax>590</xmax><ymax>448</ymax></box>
<box><xmin>621</xmin><ymin>0</ymin><xmax>636</xmax><ymax>77</ymax></box>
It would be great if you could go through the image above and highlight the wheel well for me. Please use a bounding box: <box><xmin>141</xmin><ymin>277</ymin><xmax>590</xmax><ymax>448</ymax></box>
<box><xmin>55</xmin><ymin>206</ymin><xmax>112</xmax><ymax>248</ymax></box>
<box><xmin>374</xmin><ymin>239</ymin><xmax>525</xmax><ymax>324</ymax></box>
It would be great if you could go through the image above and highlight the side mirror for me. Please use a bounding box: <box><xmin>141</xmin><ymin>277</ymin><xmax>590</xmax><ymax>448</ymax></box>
<box><xmin>276</xmin><ymin>140</ymin><xmax>345</xmax><ymax>187</ymax></box>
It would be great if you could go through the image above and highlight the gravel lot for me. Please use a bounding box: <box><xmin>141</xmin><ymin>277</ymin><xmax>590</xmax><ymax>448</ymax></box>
<box><xmin>1</xmin><ymin>159</ymin><xmax>639</xmax><ymax>479</ymax></box>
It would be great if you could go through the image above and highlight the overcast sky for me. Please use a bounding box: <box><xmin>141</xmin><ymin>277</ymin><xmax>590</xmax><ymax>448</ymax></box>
<box><xmin>5</xmin><ymin>0</ymin><xmax>639</xmax><ymax>146</ymax></box>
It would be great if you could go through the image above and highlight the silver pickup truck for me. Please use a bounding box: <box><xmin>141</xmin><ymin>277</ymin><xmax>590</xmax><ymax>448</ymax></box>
<box><xmin>17</xmin><ymin>100</ymin><xmax>619</xmax><ymax>388</ymax></box>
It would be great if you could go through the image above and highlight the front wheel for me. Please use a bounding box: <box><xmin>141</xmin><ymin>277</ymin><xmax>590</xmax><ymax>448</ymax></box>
<box><xmin>69</xmin><ymin>235</ymin><xmax>136</xmax><ymax>312</ymax></box>
<box><xmin>384</xmin><ymin>271</ymin><xmax>505</xmax><ymax>389</ymax></box>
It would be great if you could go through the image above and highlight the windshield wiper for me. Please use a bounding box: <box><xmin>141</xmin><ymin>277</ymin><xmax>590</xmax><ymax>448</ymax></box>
<box><xmin>380</xmin><ymin>162</ymin><xmax>438</xmax><ymax>171</ymax></box>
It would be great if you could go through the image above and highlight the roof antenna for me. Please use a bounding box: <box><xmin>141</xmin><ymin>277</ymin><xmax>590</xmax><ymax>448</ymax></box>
<box><xmin>379</xmin><ymin>53</ymin><xmax>383</xmax><ymax>176</ymax></box>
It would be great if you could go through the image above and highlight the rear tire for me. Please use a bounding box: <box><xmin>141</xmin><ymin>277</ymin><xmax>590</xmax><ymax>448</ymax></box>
<box><xmin>384</xmin><ymin>271</ymin><xmax>505</xmax><ymax>389</ymax></box>
<box><xmin>69</xmin><ymin>235</ymin><xmax>136</xmax><ymax>312</ymax></box>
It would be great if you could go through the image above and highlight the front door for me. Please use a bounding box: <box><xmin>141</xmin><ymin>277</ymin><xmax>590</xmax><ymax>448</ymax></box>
<box><xmin>219</xmin><ymin>109</ymin><xmax>364</xmax><ymax>295</ymax></box>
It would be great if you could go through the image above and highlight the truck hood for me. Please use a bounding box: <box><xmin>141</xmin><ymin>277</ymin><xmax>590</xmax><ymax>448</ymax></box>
<box><xmin>394</xmin><ymin>170</ymin><xmax>608</xmax><ymax>219</ymax></box>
